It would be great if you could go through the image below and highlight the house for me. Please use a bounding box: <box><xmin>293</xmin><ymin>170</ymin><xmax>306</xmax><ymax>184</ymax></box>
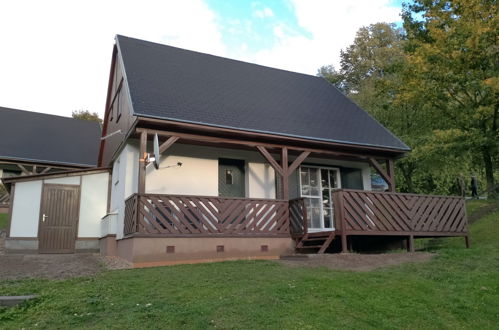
<box><xmin>2</xmin><ymin>36</ymin><xmax>469</xmax><ymax>266</ymax></box>
<box><xmin>0</xmin><ymin>107</ymin><xmax>102</xmax><ymax>213</ymax></box>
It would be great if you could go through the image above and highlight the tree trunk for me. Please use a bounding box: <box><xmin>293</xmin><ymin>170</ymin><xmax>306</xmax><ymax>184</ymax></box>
<box><xmin>482</xmin><ymin>146</ymin><xmax>496</xmax><ymax>198</ymax></box>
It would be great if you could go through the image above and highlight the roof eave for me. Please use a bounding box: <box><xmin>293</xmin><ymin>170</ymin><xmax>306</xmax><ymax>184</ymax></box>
<box><xmin>135</xmin><ymin>115</ymin><xmax>411</xmax><ymax>156</ymax></box>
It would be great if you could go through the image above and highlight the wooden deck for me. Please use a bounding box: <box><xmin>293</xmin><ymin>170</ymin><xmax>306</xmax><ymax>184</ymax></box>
<box><xmin>291</xmin><ymin>189</ymin><xmax>469</xmax><ymax>253</ymax></box>
<box><xmin>124</xmin><ymin>190</ymin><xmax>469</xmax><ymax>253</ymax></box>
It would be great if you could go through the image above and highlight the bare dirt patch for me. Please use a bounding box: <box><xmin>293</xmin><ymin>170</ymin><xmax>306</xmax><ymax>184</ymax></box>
<box><xmin>277</xmin><ymin>252</ymin><xmax>434</xmax><ymax>272</ymax></box>
<box><xmin>0</xmin><ymin>254</ymin><xmax>131</xmax><ymax>280</ymax></box>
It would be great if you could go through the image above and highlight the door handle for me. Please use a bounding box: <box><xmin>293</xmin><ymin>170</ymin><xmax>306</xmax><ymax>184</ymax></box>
<box><xmin>42</xmin><ymin>214</ymin><xmax>48</xmax><ymax>222</ymax></box>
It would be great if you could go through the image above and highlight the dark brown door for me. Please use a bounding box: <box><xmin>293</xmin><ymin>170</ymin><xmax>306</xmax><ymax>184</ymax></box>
<box><xmin>218</xmin><ymin>158</ymin><xmax>245</xmax><ymax>198</ymax></box>
<box><xmin>39</xmin><ymin>184</ymin><xmax>80</xmax><ymax>253</ymax></box>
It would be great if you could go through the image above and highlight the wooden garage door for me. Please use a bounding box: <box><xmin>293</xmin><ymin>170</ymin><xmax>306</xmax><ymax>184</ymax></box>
<box><xmin>39</xmin><ymin>184</ymin><xmax>80</xmax><ymax>253</ymax></box>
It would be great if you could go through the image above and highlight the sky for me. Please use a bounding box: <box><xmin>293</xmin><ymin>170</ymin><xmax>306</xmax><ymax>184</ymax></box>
<box><xmin>0</xmin><ymin>0</ymin><xmax>404</xmax><ymax>118</ymax></box>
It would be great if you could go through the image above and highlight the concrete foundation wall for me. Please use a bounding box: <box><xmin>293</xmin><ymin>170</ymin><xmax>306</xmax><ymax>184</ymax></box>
<box><xmin>114</xmin><ymin>236</ymin><xmax>294</xmax><ymax>267</ymax></box>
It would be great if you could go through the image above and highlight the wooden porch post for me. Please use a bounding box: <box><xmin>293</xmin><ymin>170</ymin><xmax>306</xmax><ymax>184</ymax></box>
<box><xmin>386</xmin><ymin>159</ymin><xmax>395</xmax><ymax>192</ymax></box>
<box><xmin>256</xmin><ymin>146</ymin><xmax>310</xmax><ymax>201</ymax></box>
<box><xmin>138</xmin><ymin>130</ymin><xmax>147</xmax><ymax>194</ymax></box>
<box><xmin>407</xmin><ymin>235</ymin><xmax>415</xmax><ymax>252</ymax></box>
<box><xmin>281</xmin><ymin>147</ymin><xmax>289</xmax><ymax>200</ymax></box>
<box><xmin>338</xmin><ymin>190</ymin><xmax>348</xmax><ymax>253</ymax></box>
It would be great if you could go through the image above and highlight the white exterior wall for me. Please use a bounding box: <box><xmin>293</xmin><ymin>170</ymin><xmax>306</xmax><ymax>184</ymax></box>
<box><xmin>111</xmin><ymin>142</ymin><xmax>139</xmax><ymax>239</ymax></box>
<box><xmin>9</xmin><ymin>172</ymin><xmax>109</xmax><ymax>239</ymax></box>
<box><xmin>78</xmin><ymin>173</ymin><xmax>109</xmax><ymax>238</ymax></box>
<box><xmin>10</xmin><ymin>180</ymin><xmax>43</xmax><ymax>237</ymax></box>
<box><xmin>145</xmin><ymin>144</ymin><xmax>276</xmax><ymax>198</ymax></box>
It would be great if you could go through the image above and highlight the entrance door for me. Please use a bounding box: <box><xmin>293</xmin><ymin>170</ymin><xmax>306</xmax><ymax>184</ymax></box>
<box><xmin>299</xmin><ymin>166</ymin><xmax>341</xmax><ymax>231</ymax></box>
<box><xmin>218</xmin><ymin>158</ymin><xmax>245</xmax><ymax>198</ymax></box>
<box><xmin>39</xmin><ymin>184</ymin><xmax>80</xmax><ymax>253</ymax></box>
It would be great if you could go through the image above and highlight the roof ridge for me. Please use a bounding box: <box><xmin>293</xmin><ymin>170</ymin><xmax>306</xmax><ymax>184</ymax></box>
<box><xmin>115</xmin><ymin>34</ymin><xmax>324</xmax><ymax>81</ymax></box>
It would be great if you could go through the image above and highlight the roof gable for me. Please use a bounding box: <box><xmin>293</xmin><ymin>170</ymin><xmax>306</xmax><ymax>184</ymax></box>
<box><xmin>0</xmin><ymin>107</ymin><xmax>101</xmax><ymax>167</ymax></box>
<box><xmin>116</xmin><ymin>35</ymin><xmax>409</xmax><ymax>152</ymax></box>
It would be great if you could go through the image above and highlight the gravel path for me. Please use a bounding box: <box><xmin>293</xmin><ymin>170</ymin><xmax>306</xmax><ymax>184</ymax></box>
<box><xmin>0</xmin><ymin>254</ymin><xmax>131</xmax><ymax>280</ymax></box>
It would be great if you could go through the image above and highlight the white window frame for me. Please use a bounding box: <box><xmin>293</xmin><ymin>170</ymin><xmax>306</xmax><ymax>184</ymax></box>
<box><xmin>299</xmin><ymin>165</ymin><xmax>342</xmax><ymax>231</ymax></box>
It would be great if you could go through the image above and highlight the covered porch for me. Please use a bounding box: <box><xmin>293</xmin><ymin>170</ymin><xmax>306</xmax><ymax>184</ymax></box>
<box><xmin>117</xmin><ymin>126</ymin><xmax>468</xmax><ymax>256</ymax></box>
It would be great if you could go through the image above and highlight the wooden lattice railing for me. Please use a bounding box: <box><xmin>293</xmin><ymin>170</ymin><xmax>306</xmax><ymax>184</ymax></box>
<box><xmin>333</xmin><ymin>189</ymin><xmax>468</xmax><ymax>235</ymax></box>
<box><xmin>289</xmin><ymin>198</ymin><xmax>307</xmax><ymax>237</ymax></box>
<box><xmin>124</xmin><ymin>193</ymin><xmax>290</xmax><ymax>236</ymax></box>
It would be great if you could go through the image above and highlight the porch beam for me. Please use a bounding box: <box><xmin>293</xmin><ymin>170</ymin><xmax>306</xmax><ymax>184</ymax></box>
<box><xmin>287</xmin><ymin>151</ymin><xmax>311</xmax><ymax>175</ymax></box>
<box><xmin>369</xmin><ymin>158</ymin><xmax>394</xmax><ymax>192</ymax></box>
<box><xmin>136</xmin><ymin>128</ymin><xmax>382</xmax><ymax>161</ymax></box>
<box><xmin>17</xmin><ymin>164</ymin><xmax>31</xmax><ymax>175</ymax></box>
<box><xmin>159</xmin><ymin>136</ymin><xmax>180</xmax><ymax>154</ymax></box>
<box><xmin>40</xmin><ymin>167</ymin><xmax>52</xmax><ymax>175</ymax></box>
<box><xmin>138</xmin><ymin>130</ymin><xmax>147</xmax><ymax>194</ymax></box>
<box><xmin>256</xmin><ymin>146</ymin><xmax>284</xmax><ymax>177</ymax></box>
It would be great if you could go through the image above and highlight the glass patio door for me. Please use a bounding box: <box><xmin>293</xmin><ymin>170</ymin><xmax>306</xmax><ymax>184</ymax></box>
<box><xmin>299</xmin><ymin>166</ymin><xmax>341</xmax><ymax>231</ymax></box>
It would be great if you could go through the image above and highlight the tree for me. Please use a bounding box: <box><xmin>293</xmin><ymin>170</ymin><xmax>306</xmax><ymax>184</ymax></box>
<box><xmin>72</xmin><ymin>109</ymin><xmax>103</xmax><ymax>124</ymax></box>
<box><xmin>318</xmin><ymin>22</ymin><xmax>478</xmax><ymax>195</ymax></box>
<box><xmin>402</xmin><ymin>0</ymin><xmax>498</xmax><ymax>197</ymax></box>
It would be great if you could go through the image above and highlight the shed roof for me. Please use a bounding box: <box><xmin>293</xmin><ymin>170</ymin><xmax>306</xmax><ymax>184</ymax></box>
<box><xmin>117</xmin><ymin>35</ymin><xmax>409</xmax><ymax>152</ymax></box>
<box><xmin>0</xmin><ymin>107</ymin><xmax>101</xmax><ymax>167</ymax></box>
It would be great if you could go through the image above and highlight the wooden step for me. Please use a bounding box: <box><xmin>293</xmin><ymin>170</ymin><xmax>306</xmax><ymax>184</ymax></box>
<box><xmin>303</xmin><ymin>237</ymin><xmax>329</xmax><ymax>242</ymax></box>
<box><xmin>295</xmin><ymin>231</ymin><xmax>336</xmax><ymax>254</ymax></box>
<box><xmin>297</xmin><ymin>245</ymin><xmax>324</xmax><ymax>249</ymax></box>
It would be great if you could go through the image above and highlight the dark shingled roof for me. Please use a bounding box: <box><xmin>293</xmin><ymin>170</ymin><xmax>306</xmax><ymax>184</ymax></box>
<box><xmin>117</xmin><ymin>35</ymin><xmax>409</xmax><ymax>151</ymax></box>
<box><xmin>0</xmin><ymin>107</ymin><xmax>101</xmax><ymax>167</ymax></box>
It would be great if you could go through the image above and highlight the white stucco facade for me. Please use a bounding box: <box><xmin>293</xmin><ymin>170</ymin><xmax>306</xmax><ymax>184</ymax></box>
<box><xmin>78</xmin><ymin>172</ymin><xmax>109</xmax><ymax>237</ymax></box>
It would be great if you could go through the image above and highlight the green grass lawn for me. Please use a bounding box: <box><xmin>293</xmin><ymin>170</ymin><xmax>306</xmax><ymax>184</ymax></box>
<box><xmin>1</xmin><ymin>202</ymin><xmax>498</xmax><ymax>329</ymax></box>
<box><xmin>0</xmin><ymin>213</ymin><xmax>7</xmax><ymax>230</ymax></box>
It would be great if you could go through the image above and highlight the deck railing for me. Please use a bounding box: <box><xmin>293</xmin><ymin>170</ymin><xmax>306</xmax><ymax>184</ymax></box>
<box><xmin>332</xmin><ymin>189</ymin><xmax>468</xmax><ymax>236</ymax></box>
<box><xmin>124</xmin><ymin>193</ymin><xmax>290</xmax><ymax>237</ymax></box>
<box><xmin>289</xmin><ymin>198</ymin><xmax>308</xmax><ymax>237</ymax></box>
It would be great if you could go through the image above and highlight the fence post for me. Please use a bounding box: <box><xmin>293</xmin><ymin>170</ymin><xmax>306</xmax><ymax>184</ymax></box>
<box><xmin>134</xmin><ymin>194</ymin><xmax>140</xmax><ymax>234</ymax></box>
<box><xmin>337</xmin><ymin>190</ymin><xmax>348</xmax><ymax>253</ymax></box>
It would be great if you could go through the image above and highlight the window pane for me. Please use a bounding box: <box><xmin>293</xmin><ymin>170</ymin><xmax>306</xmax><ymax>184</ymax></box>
<box><xmin>309</xmin><ymin>198</ymin><xmax>320</xmax><ymax>208</ymax></box>
<box><xmin>324</xmin><ymin>214</ymin><xmax>331</xmax><ymax>228</ymax></box>
<box><xmin>321</xmin><ymin>169</ymin><xmax>329</xmax><ymax>188</ymax></box>
<box><xmin>309</xmin><ymin>168</ymin><xmax>319</xmax><ymax>188</ymax></box>
<box><xmin>307</xmin><ymin>168</ymin><xmax>320</xmax><ymax>196</ymax></box>
<box><xmin>311</xmin><ymin>207</ymin><xmax>321</xmax><ymax>228</ymax></box>
<box><xmin>329</xmin><ymin>170</ymin><xmax>338</xmax><ymax>188</ymax></box>
<box><xmin>322</xmin><ymin>189</ymin><xmax>331</xmax><ymax>208</ymax></box>
<box><xmin>300</xmin><ymin>168</ymin><xmax>310</xmax><ymax>196</ymax></box>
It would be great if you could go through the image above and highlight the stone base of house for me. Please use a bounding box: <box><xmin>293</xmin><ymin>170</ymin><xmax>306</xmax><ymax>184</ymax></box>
<box><xmin>5</xmin><ymin>238</ymin><xmax>99</xmax><ymax>254</ymax></box>
<box><xmin>101</xmin><ymin>236</ymin><xmax>294</xmax><ymax>268</ymax></box>
<box><xmin>0</xmin><ymin>207</ymin><xmax>8</xmax><ymax>214</ymax></box>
